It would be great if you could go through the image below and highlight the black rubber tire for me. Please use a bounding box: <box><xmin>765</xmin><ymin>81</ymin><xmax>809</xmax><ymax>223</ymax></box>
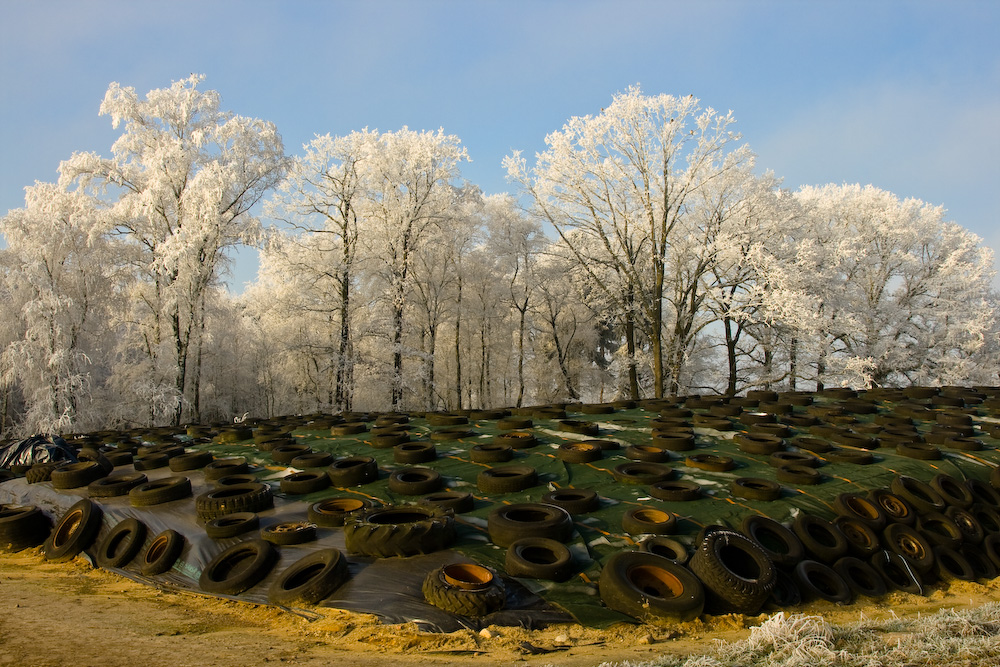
<box><xmin>96</xmin><ymin>518</ymin><xmax>147</xmax><ymax>569</ymax></box>
<box><xmin>598</xmin><ymin>551</ymin><xmax>705</xmax><ymax>624</ymax></box>
<box><xmin>505</xmin><ymin>537</ymin><xmax>574</xmax><ymax>581</ymax></box>
<box><xmin>918</xmin><ymin>512</ymin><xmax>964</xmax><ymax>550</ymax></box>
<box><xmin>199</xmin><ymin>539</ymin><xmax>278</xmax><ymax>595</ymax></box>
<box><xmin>684</xmin><ymin>454</ymin><xmax>735</xmax><ymax>472</ymax></box>
<box><xmin>205</xmin><ymin>512</ymin><xmax>260</xmax><ymax>539</ymax></box>
<box><xmin>88</xmin><ymin>473</ymin><xmax>148</xmax><ymax>498</ymax></box>
<box><xmin>371</xmin><ymin>433</ymin><xmax>410</xmax><ymax>449</ymax></box>
<box><xmin>557</xmin><ymin>419</ymin><xmax>600</xmax><ymax>437</ymax></box>
<box><xmin>731</xmin><ymin>477</ymin><xmax>781</xmax><ymax>502</ymax></box>
<box><xmin>825</xmin><ymin>448</ymin><xmax>874</xmax><ymax>465</ymax></box>
<box><xmin>203</xmin><ymin>458</ymin><xmax>250</xmax><ymax>480</ymax></box>
<box><xmin>140</xmin><ymin>529</ymin><xmax>185</xmax><ymax>576</ymax></box>
<box><xmin>0</xmin><ymin>504</ymin><xmax>51</xmax><ymax>551</ymax></box>
<box><xmin>331</xmin><ymin>421</ymin><xmax>368</xmax><ymax>436</ymax></box>
<box><xmin>931</xmin><ymin>474</ymin><xmax>975</xmax><ymax>509</ymax></box>
<box><xmin>945</xmin><ymin>506</ymin><xmax>985</xmax><ymax>545</ymax></box>
<box><xmin>195</xmin><ymin>483</ymin><xmax>274</xmax><ymax>521</ymax></box>
<box><xmin>269</xmin><ymin>548</ymin><xmax>350</xmax><ymax>605</ymax></box>
<box><xmin>870</xmin><ymin>549</ymin><xmax>924</xmax><ymax>595</ymax></box>
<box><xmin>422</xmin><ymin>563</ymin><xmax>505</xmax><ymax>617</ymax></box>
<box><xmin>650</xmin><ymin>433</ymin><xmax>695</xmax><ymax>452</ymax></box>
<box><xmin>734</xmin><ymin>433</ymin><xmax>784</xmax><ymax>455</ymax></box>
<box><xmin>393</xmin><ymin>442</ymin><xmax>437</xmax><ymax>465</ymax></box>
<box><xmin>793</xmin><ymin>514</ymin><xmax>849</xmax><ymax>563</ymax></box>
<box><xmin>540</xmin><ymin>488</ymin><xmax>600</xmax><ymax>514</ymax></box>
<box><xmin>493</xmin><ymin>431</ymin><xmax>538</xmax><ymax>449</ymax></box>
<box><xmin>612</xmin><ymin>462</ymin><xmax>673</xmax><ymax>485</ymax></box>
<box><xmin>793</xmin><ymin>437</ymin><xmax>833</xmax><ymax>453</ymax></box>
<box><xmin>649</xmin><ymin>480</ymin><xmax>702</xmax><ymax>501</ymax></box>
<box><xmin>104</xmin><ymin>450</ymin><xmax>134</xmax><ymax>467</ymax></box>
<box><xmin>638</xmin><ymin>536</ymin><xmax>689</xmax><ymax>565</ymax></box>
<box><xmin>882</xmin><ymin>522</ymin><xmax>935</xmax><ymax>573</ymax></box>
<box><xmin>896</xmin><ymin>442</ymin><xmax>942</xmax><ymax>460</ymax></box>
<box><xmin>833</xmin><ymin>492</ymin><xmax>887</xmax><ymax>530</ymax></box>
<box><xmin>290</xmin><ymin>451</ymin><xmax>335</xmax><ymax>469</ymax></box>
<box><xmin>740</xmin><ymin>515</ymin><xmax>804</xmax><ymax>568</ymax></box>
<box><xmin>622</xmin><ymin>507</ymin><xmax>677</xmax><ymax>535</ymax></box>
<box><xmin>971</xmin><ymin>504</ymin><xmax>1000</xmax><ymax>535</ymax></box>
<box><xmin>967</xmin><ymin>479</ymin><xmax>1000</xmax><ymax>509</ymax></box>
<box><xmin>477</xmin><ymin>465</ymin><xmax>538</xmax><ymax>494</ymax></box>
<box><xmin>960</xmin><ymin>544</ymin><xmax>998</xmax><ymax>580</ymax></box>
<box><xmin>280</xmin><ymin>471</ymin><xmax>331</xmax><ymax>495</ymax></box>
<box><xmin>129</xmin><ymin>476</ymin><xmax>193</xmax><ymax>507</ymax></box>
<box><xmin>271</xmin><ymin>444</ymin><xmax>313</xmax><ymax>465</ymax></box>
<box><xmin>327</xmin><ymin>456</ymin><xmax>379</xmax><ymax>487</ymax></box>
<box><xmin>215</xmin><ymin>474</ymin><xmax>261</xmax><ymax>486</ymax></box>
<box><xmin>794</xmin><ymin>559</ymin><xmax>852</xmax><ymax>604</ymax></box>
<box><xmin>262</xmin><ymin>521</ymin><xmax>317</xmax><ymax>545</ymax></box>
<box><xmin>25</xmin><ymin>462</ymin><xmax>62</xmax><ymax>484</ymax></box>
<box><xmin>50</xmin><ymin>461</ymin><xmax>106</xmax><ymax>489</ymax></box>
<box><xmin>470</xmin><ymin>443</ymin><xmax>513</xmax><ymax>463</ymax></box>
<box><xmin>833</xmin><ymin>556</ymin><xmax>887</xmax><ymax>598</ymax></box>
<box><xmin>497</xmin><ymin>417</ymin><xmax>532</xmax><ymax>430</ymax></box>
<box><xmin>168</xmin><ymin>450</ymin><xmax>214</xmax><ymax>472</ymax></box>
<box><xmin>833</xmin><ymin>516</ymin><xmax>882</xmax><ymax>558</ymax></box>
<box><xmin>766</xmin><ymin>569</ymin><xmax>802</xmax><ymax>609</ymax></box>
<box><xmin>933</xmin><ymin>545</ymin><xmax>976</xmax><ymax>582</ymax></box>
<box><xmin>688</xmin><ymin>527</ymin><xmax>776</xmax><ymax>615</ymax></box>
<box><xmin>389</xmin><ymin>467</ymin><xmax>443</xmax><ymax>496</ymax></box>
<box><xmin>557</xmin><ymin>441</ymin><xmax>603</xmax><ymax>464</ymax></box>
<box><xmin>891</xmin><ymin>476</ymin><xmax>946</xmax><ymax>514</ymax></box>
<box><xmin>625</xmin><ymin>445</ymin><xmax>671</xmax><ymax>463</ymax></box>
<box><xmin>868</xmin><ymin>488</ymin><xmax>917</xmax><ymax>526</ymax></box>
<box><xmin>308</xmin><ymin>498</ymin><xmax>374</xmax><ymax>527</ymax></box>
<box><xmin>133</xmin><ymin>453</ymin><xmax>169</xmax><ymax>471</ymax></box>
<box><xmin>344</xmin><ymin>505</ymin><xmax>455</xmax><ymax>557</ymax></box>
<box><xmin>420</xmin><ymin>491</ymin><xmax>474</xmax><ymax>514</ymax></box>
<box><xmin>776</xmin><ymin>464</ymin><xmax>822</xmax><ymax>485</ymax></box>
<box><xmin>768</xmin><ymin>451</ymin><xmax>819</xmax><ymax>468</ymax></box>
<box><xmin>43</xmin><ymin>499</ymin><xmax>103</xmax><ymax>563</ymax></box>
<box><xmin>487</xmin><ymin>503</ymin><xmax>573</xmax><ymax>547</ymax></box>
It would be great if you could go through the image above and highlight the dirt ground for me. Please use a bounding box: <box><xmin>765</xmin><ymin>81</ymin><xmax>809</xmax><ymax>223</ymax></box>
<box><xmin>3</xmin><ymin>548</ymin><xmax>1000</xmax><ymax>667</ymax></box>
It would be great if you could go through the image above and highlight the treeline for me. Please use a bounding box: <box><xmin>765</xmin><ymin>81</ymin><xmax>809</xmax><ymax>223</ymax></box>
<box><xmin>1</xmin><ymin>78</ymin><xmax>996</xmax><ymax>436</ymax></box>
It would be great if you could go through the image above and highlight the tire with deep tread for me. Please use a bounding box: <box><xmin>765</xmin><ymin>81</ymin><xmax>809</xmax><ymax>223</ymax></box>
<box><xmin>195</xmin><ymin>483</ymin><xmax>273</xmax><ymax>521</ymax></box>
<box><xmin>422</xmin><ymin>563</ymin><xmax>505</xmax><ymax>617</ymax></box>
<box><xmin>344</xmin><ymin>505</ymin><xmax>455</xmax><ymax>557</ymax></box>
<box><xmin>688</xmin><ymin>527</ymin><xmax>776</xmax><ymax>615</ymax></box>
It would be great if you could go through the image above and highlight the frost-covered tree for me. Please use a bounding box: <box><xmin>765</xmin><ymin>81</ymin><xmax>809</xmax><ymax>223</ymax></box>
<box><xmin>265</xmin><ymin>132</ymin><xmax>367</xmax><ymax>410</ymax></box>
<box><xmin>506</xmin><ymin>86</ymin><xmax>750</xmax><ymax>397</ymax></box>
<box><xmin>786</xmin><ymin>184</ymin><xmax>998</xmax><ymax>388</ymax></box>
<box><xmin>59</xmin><ymin>75</ymin><xmax>287</xmax><ymax>424</ymax></box>
<box><xmin>357</xmin><ymin>127</ymin><xmax>468</xmax><ymax>409</ymax></box>
<box><xmin>0</xmin><ymin>182</ymin><xmax>119</xmax><ymax>434</ymax></box>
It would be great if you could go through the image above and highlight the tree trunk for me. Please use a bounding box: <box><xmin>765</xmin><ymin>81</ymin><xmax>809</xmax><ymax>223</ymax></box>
<box><xmin>454</xmin><ymin>274</ymin><xmax>463</xmax><ymax>410</ymax></box>
<box><xmin>516</xmin><ymin>305</ymin><xmax>526</xmax><ymax>407</ymax></box>
<box><xmin>724</xmin><ymin>316</ymin><xmax>738</xmax><ymax>397</ymax></box>
<box><xmin>789</xmin><ymin>337</ymin><xmax>798</xmax><ymax>392</ymax></box>
<box><xmin>391</xmin><ymin>298</ymin><xmax>404</xmax><ymax>410</ymax></box>
<box><xmin>334</xmin><ymin>269</ymin><xmax>353</xmax><ymax>411</ymax></box>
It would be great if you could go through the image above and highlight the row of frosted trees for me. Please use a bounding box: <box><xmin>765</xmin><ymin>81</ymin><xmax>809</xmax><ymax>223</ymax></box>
<box><xmin>1</xmin><ymin>78</ymin><xmax>997</xmax><ymax>436</ymax></box>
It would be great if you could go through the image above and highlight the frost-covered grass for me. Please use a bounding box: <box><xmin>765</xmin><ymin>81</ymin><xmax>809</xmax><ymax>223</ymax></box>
<box><xmin>599</xmin><ymin>604</ymin><xmax>1000</xmax><ymax>667</ymax></box>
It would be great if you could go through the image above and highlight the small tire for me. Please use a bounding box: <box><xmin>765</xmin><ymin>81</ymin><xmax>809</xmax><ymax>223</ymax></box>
<box><xmin>731</xmin><ymin>478</ymin><xmax>781</xmax><ymax>502</ymax></box>
<box><xmin>684</xmin><ymin>454</ymin><xmax>735</xmax><ymax>472</ymax></box>
<box><xmin>612</xmin><ymin>462</ymin><xmax>673</xmax><ymax>485</ymax></box>
<box><xmin>280</xmin><ymin>471</ymin><xmax>331</xmax><ymax>495</ymax></box>
<box><xmin>308</xmin><ymin>498</ymin><xmax>374</xmax><ymax>527</ymax></box>
<box><xmin>540</xmin><ymin>488</ymin><xmax>600</xmax><ymax>514</ymax></box>
<box><xmin>262</xmin><ymin>521</ymin><xmax>317</xmax><ymax>546</ymax></box>
<box><xmin>622</xmin><ymin>507</ymin><xmax>676</xmax><ymax>536</ymax></box>
<box><xmin>129</xmin><ymin>476</ymin><xmax>192</xmax><ymax>507</ymax></box>
<box><xmin>487</xmin><ymin>503</ymin><xmax>573</xmax><ymax>547</ymax></box>
<box><xmin>205</xmin><ymin>512</ymin><xmax>260</xmax><ymax>539</ymax></box>
<box><xmin>638</xmin><ymin>536</ymin><xmax>689</xmax><ymax>565</ymax></box>
<box><xmin>883</xmin><ymin>522</ymin><xmax>935</xmax><ymax>573</ymax></box>
<box><xmin>389</xmin><ymin>467</ymin><xmax>443</xmax><ymax>496</ymax></box>
<box><xmin>470</xmin><ymin>443</ymin><xmax>513</xmax><ymax>463</ymax></box>
<box><xmin>649</xmin><ymin>480</ymin><xmax>702</xmax><ymax>501</ymax></box>
<box><xmin>88</xmin><ymin>473</ymin><xmax>147</xmax><ymax>498</ymax></box>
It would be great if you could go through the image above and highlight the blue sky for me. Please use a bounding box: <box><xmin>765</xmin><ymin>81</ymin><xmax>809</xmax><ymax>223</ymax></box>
<box><xmin>2</xmin><ymin>0</ymin><xmax>998</xmax><ymax>290</ymax></box>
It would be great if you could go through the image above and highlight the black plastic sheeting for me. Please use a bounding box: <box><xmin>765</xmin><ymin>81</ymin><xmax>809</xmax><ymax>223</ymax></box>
<box><xmin>0</xmin><ymin>435</ymin><xmax>76</xmax><ymax>469</ymax></box>
<box><xmin>0</xmin><ymin>471</ymin><xmax>568</xmax><ymax>632</ymax></box>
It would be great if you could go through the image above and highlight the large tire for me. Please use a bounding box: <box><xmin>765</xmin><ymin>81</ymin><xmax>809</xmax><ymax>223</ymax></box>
<box><xmin>422</xmin><ymin>563</ymin><xmax>505</xmax><ymax>617</ymax></box>
<box><xmin>487</xmin><ymin>503</ymin><xmax>573</xmax><ymax>548</ymax></box>
<box><xmin>195</xmin><ymin>483</ymin><xmax>273</xmax><ymax>521</ymax></box>
<box><xmin>269</xmin><ymin>548</ymin><xmax>350</xmax><ymax>605</ymax></box>
<box><xmin>477</xmin><ymin>465</ymin><xmax>538</xmax><ymax>494</ymax></box>
<box><xmin>599</xmin><ymin>551</ymin><xmax>704</xmax><ymax>624</ymax></box>
<box><xmin>199</xmin><ymin>539</ymin><xmax>278</xmax><ymax>595</ymax></box>
<box><xmin>0</xmin><ymin>504</ymin><xmax>51</xmax><ymax>551</ymax></box>
<box><xmin>129</xmin><ymin>476</ymin><xmax>193</xmax><ymax>507</ymax></box>
<box><xmin>43</xmin><ymin>498</ymin><xmax>103</xmax><ymax>563</ymax></box>
<box><xmin>505</xmin><ymin>537</ymin><xmax>575</xmax><ymax>581</ymax></box>
<box><xmin>344</xmin><ymin>505</ymin><xmax>455</xmax><ymax>557</ymax></box>
<box><xmin>95</xmin><ymin>517</ymin><xmax>147</xmax><ymax>569</ymax></box>
<box><xmin>88</xmin><ymin>473</ymin><xmax>148</xmax><ymax>498</ymax></box>
<box><xmin>688</xmin><ymin>527</ymin><xmax>776</xmax><ymax>615</ymax></box>
<box><xmin>140</xmin><ymin>529</ymin><xmax>185</xmax><ymax>576</ymax></box>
